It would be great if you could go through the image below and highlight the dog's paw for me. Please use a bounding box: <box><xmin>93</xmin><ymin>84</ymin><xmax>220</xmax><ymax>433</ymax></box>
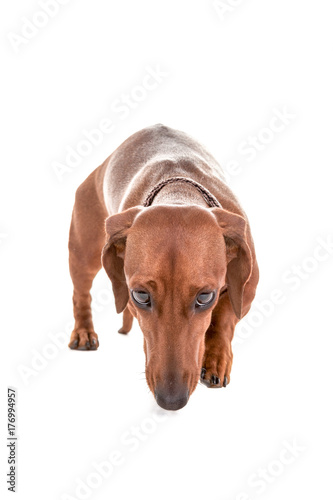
<box><xmin>200</xmin><ymin>368</ymin><xmax>228</xmax><ymax>388</ymax></box>
<box><xmin>118</xmin><ymin>306</ymin><xmax>133</xmax><ymax>335</ymax></box>
<box><xmin>68</xmin><ymin>329</ymin><xmax>99</xmax><ymax>350</ymax></box>
<box><xmin>118</xmin><ymin>326</ymin><xmax>130</xmax><ymax>335</ymax></box>
<box><xmin>200</xmin><ymin>344</ymin><xmax>232</xmax><ymax>388</ymax></box>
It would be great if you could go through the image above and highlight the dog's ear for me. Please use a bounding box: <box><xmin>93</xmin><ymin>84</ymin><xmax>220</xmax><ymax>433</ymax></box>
<box><xmin>211</xmin><ymin>207</ymin><xmax>252</xmax><ymax>319</ymax></box>
<box><xmin>102</xmin><ymin>206</ymin><xmax>143</xmax><ymax>313</ymax></box>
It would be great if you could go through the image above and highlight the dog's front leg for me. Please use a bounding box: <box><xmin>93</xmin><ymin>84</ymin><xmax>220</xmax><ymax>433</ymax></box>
<box><xmin>201</xmin><ymin>294</ymin><xmax>237</xmax><ymax>388</ymax></box>
<box><xmin>201</xmin><ymin>267</ymin><xmax>258</xmax><ymax>388</ymax></box>
<box><xmin>68</xmin><ymin>172</ymin><xmax>107</xmax><ymax>351</ymax></box>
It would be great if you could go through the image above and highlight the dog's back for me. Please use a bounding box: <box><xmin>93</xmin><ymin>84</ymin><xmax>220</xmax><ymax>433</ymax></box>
<box><xmin>103</xmin><ymin>124</ymin><xmax>229</xmax><ymax>213</ymax></box>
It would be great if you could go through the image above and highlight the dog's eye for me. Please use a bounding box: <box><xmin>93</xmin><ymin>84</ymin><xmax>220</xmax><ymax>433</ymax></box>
<box><xmin>196</xmin><ymin>291</ymin><xmax>215</xmax><ymax>307</ymax></box>
<box><xmin>131</xmin><ymin>290</ymin><xmax>151</xmax><ymax>306</ymax></box>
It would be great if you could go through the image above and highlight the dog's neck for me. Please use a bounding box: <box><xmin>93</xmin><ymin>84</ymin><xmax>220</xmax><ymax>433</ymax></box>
<box><xmin>150</xmin><ymin>183</ymin><xmax>208</xmax><ymax>207</ymax></box>
<box><xmin>143</xmin><ymin>177</ymin><xmax>221</xmax><ymax>208</ymax></box>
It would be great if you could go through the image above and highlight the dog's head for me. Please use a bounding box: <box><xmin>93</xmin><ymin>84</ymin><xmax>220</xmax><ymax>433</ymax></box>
<box><xmin>102</xmin><ymin>205</ymin><xmax>251</xmax><ymax>410</ymax></box>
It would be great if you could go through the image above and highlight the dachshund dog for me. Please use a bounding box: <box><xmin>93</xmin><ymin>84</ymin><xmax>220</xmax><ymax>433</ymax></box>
<box><xmin>68</xmin><ymin>124</ymin><xmax>259</xmax><ymax>410</ymax></box>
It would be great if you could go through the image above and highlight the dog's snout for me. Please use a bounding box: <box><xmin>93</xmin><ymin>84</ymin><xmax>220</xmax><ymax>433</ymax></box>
<box><xmin>154</xmin><ymin>379</ymin><xmax>189</xmax><ymax>411</ymax></box>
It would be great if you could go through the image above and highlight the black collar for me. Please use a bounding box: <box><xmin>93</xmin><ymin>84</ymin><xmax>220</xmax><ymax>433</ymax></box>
<box><xmin>143</xmin><ymin>176</ymin><xmax>222</xmax><ymax>208</ymax></box>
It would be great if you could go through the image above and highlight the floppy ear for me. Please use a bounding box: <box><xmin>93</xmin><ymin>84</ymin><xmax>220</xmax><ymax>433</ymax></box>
<box><xmin>102</xmin><ymin>206</ymin><xmax>142</xmax><ymax>314</ymax></box>
<box><xmin>211</xmin><ymin>207</ymin><xmax>252</xmax><ymax>319</ymax></box>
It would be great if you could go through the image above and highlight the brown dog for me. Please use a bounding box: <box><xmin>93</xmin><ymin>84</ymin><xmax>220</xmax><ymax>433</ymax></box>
<box><xmin>68</xmin><ymin>124</ymin><xmax>259</xmax><ymax>410</ymax></box>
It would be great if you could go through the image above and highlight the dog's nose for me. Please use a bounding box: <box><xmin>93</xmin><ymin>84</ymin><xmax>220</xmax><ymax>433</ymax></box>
<box><xmin>155</xmin><ymin>390</ymin><xmax>189</xmax><ymax>411</ymax></box>
<box><xmin>154</xmin><ymin>383</ymin><xmax>189</xmax><ymax>411</ymax></box>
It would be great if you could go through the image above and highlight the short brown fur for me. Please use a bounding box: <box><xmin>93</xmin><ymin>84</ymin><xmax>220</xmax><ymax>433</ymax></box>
<box><xmin>68</xmin><ymin>124</ymin><xmax>259</xmax><ymax>410</ymax></box>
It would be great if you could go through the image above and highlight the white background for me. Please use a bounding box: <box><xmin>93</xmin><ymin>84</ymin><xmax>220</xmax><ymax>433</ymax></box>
<box><xmin>1</xmin><ymin>1</ymin><xmax>333</xmax><ymax>499</ymax></box>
